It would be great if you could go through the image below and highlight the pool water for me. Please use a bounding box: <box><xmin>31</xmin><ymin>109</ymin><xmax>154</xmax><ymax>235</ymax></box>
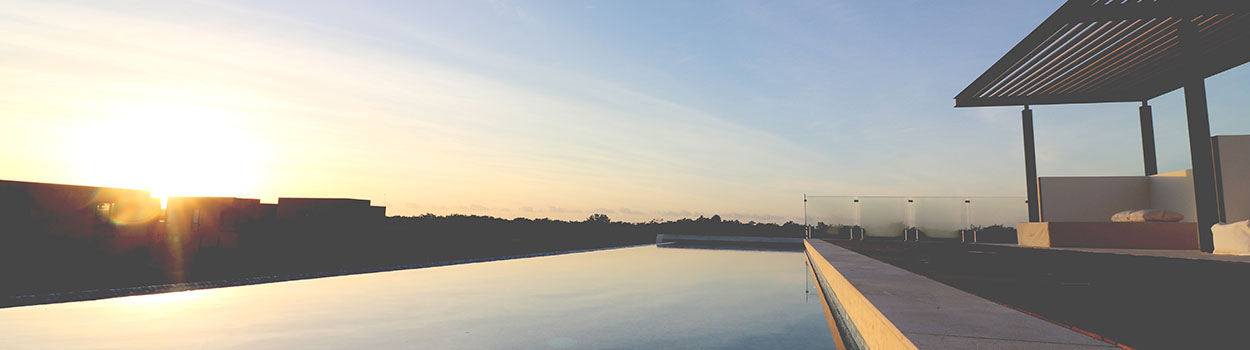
<box><xmin>0</xmin><ymin>244</ymin><xmax>835</xmax><ymax>349</ymax></box>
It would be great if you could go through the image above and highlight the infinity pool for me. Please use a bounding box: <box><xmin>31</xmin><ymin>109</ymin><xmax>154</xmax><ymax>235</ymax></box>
<box><xmin>0</xmin><ymin>244</ymin><xmax>835</xmax><ymax>349</ymax></box>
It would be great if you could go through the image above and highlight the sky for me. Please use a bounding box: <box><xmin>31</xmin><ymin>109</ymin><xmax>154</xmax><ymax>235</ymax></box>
<box><xmin>1</xmin><ymin>0</ymin><xmax>1248</xmax><ymax>223</ymax></box>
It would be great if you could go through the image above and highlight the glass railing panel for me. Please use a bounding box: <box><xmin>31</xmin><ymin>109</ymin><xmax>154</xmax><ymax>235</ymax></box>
<box><xmin>805</xmin><ymin>196</ymin><xmax>857</xmax><ymax>239</ymax></box>
<box><xmin>911</xmin><ymin>197</ymin><xmax>966</xmax><ymax>240</ymax></box>
<box><xmin>858</xmin><ymin>197</ymin><xmax>907</xmax><ymax>239</ymax></box>
<box><xmin>967</xmin><ymin>196</ymin><xmax>1027</xmax><ymax>243</ymax></box>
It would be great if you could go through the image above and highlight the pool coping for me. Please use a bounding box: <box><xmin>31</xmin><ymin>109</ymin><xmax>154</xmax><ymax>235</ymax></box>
<box><xmin>804</xmin><ymin>239</ymin><xmax>1120</xmax><ymax>349</ymax></box>
<box><xmin>655</xmin><ymin>234</ymin><xmax>804</xmax><ymax>244</ymax></box>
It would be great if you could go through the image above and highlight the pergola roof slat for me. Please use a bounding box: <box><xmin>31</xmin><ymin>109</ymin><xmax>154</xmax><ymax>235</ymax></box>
<box><xmin>997</xmin><ymin>21</ymin><xmax>1118</xmax><ymax>98</ymax></box>
<box><xmin>980</xmin><ymin>23</ymin><xmax>1086</xmax><ymax>98</ymax></box>
<box><xmin>1013</xmin><ymin>20</ymin><xmax>1139</xmax><ymax>97</ymax></box>
<box><xmin>1061</xmin><ymin>25</ymin><xmax>1178</xmax><ymax>95</ymax></box>
<box><xmin>1031</xmin><ymin>17</ymin><xmax>1167</xmax><ymax>96</ymax></box>
<box><xmin>1088</xmin><ymin>37</ymin><xmax>1180</xmax><ymax>86</ymax></box>
<box><xmin>955</xmin><ymin>0</ymin><xmax>1250</xmax><ymax>107</ymax></box>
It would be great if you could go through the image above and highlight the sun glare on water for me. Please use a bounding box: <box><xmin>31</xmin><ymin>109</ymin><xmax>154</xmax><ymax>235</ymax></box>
<box><xmin>110</xmin><ymin>288</ymin><xmax>208</xmax><ymax>307</ymax></box>
<box><xmin>72</xmin><ymin>102</ymin><xmax>268</xmax><ymax>203</ymax></box>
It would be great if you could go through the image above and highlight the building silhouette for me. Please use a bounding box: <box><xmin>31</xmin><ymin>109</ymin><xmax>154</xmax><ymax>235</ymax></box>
<box><xmin>0</xmin><ymin>179</ymin><xmax>386</xmax><ymax>283</ymax></box>
<box><xmin>0</xmin><ymin>180</ymin><xmax>162</xmax><ymax>254</ymax></box>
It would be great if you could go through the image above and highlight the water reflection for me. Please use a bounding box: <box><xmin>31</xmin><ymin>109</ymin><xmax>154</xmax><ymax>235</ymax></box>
<box><xmin>0</xmin><ymin>245</ymin><xmax>835</xmax><ymax>349</ymax></box>
<box><xmin>808</xmin><ymin>259</ymin><xmax>849</xmax><ymax>350</ymax></box>
<box><xmin>658</xmin><ymin>242</ymin><xmax>804</xmax><ymax>252</ymax></box>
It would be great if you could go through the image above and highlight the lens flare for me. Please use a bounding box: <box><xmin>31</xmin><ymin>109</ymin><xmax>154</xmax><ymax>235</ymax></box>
<box><xmin>108</xmin><ymin>199</ymin><xmax>163</xmax><ymax>226</ymax></box>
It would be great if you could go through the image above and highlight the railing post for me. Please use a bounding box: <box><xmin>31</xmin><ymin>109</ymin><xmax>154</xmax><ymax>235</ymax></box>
<box><xmin>853</xmin><ymin>198</ymin><xmax>861</xmax><ymax>240</ymax></box>
<box><xmin>804</xmin><ymin>194</ymin><xmax>810</xmax><ymax>239</ymax></box>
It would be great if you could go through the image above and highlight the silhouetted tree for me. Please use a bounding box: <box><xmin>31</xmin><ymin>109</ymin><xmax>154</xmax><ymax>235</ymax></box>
<box><xmin>586</xmin><ymin>213</ymin><xmax>611</xmax><ymax>224</ymax></box>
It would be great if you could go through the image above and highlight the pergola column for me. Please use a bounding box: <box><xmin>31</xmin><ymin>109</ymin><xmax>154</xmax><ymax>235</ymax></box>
<box><xmin>1185</xmin><ymin>80</ymin><xmax>1218</xmax><ymax>252</ymax></box>
<box><xmin>1139</xmin><ymin>101</ymin><xmax>1158</xmax><ymax>176</ymax></box>
<box><xmin>1022</xmin><ymin>105</ymin><xmax>1040</xmax><ymax>222</ymax></box>
<box><xmin>1180</xmin><ymin>14</ymin><xmax>1218</xmax><ymax>252</ymax></box>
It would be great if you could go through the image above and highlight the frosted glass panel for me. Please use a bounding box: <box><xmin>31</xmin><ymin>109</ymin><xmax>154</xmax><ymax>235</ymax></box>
<box><xmin>968</xmin><ymin>197</ymin><xmax>1028</xmax><ymax>228</ymax></box>
<box><xmin>805</xmin><ymin>196</ymin><xmax>1025</xmax><ymax>241</ymax></box>
<box><xmin>805</xmin><ymin>196</ymin><xmax>856</xmax><ymax>238</ymax></box>
<box><xmin>912</xmin><ymin>197</ymin><xmax>966</xmax><ymax>239</ymax></box>
<box><xmin>858</xmin><ymin>197</ymin><xmax>906</xmax><ymax>238</ymax></box>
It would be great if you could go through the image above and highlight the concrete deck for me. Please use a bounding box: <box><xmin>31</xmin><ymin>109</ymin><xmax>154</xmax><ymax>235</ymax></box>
<box><xmin>805</xmin><ymin>239</ymin><xmax>1117</xmax><ymax>349</ymax></box>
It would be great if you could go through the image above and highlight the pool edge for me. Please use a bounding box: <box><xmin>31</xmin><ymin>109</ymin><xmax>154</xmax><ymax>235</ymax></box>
<box><xmin>804</xmin><ymin>240</ymin><xmax>916</xmax><ymax>350</ymax></box>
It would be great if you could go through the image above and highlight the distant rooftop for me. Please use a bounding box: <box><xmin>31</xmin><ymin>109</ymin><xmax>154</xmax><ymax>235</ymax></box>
<box><xmin>0</xmin><ymin>179</ymin><xmax>149</xmax><ymax>194</ymax></box>
<box><xmin>277</xmin><ymin>198</ymin><xmax>371</xmax><ymax>203</ymax></box>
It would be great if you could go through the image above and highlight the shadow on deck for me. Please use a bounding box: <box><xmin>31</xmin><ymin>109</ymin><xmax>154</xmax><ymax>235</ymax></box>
<box><xmin>828</xmin><ymin>239</ymin><xmax>1250</xmax><ymax>349</ymax></box>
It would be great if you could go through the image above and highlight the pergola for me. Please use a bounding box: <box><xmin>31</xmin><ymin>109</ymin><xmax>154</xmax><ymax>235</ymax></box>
<box><xmin>956</xmin><ymin>0</ymin><xmax>1250</xmax><ymax>252</ymax></box>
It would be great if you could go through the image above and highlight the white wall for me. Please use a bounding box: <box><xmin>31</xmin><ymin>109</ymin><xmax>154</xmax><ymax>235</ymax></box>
<box><xmin>1035</xmin><ymin>135</ymin><xmax>1249</xmax><ymax>224</ymax></box>
<box><xmin>1039</xmin><ymin>177</ymin><xmax>1149</xmax><ymax>222</ymax></box>
<box><xmin>1148</xmin><ymin>170</ymin><xmax>1196</xmax><ymax>223</ymax></box>
<box><xmin>1216</xmin><ymin>135</ymin><xmax>1250</xmax><ymax>223</ymax></box>
<box><xmin>1037</xmin><ymin>173</ymin><xmax>1200</xmax><ymax>223</ymax></box>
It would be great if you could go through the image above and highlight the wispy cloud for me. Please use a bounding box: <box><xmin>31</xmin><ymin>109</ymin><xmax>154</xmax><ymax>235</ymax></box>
<box><xmin>618</xmin><ymin>207</ymin><xmax>644</xmax><ymax>215</ymax></box>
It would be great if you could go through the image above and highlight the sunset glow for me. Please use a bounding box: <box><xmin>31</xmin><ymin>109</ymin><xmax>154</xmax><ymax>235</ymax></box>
<box><xmin>68</xmin><ymin>102</ymin><xmax>268</xmax><ymax>204</ymax></box>
<box><xmin>2</xmin><ymin>0</ymin><xmax>1248</xmax><ymax>222</ymax></box>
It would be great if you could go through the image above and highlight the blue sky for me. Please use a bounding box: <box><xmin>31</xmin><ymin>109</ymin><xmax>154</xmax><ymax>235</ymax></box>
<box><xmin>2</xmin><ymin>0</ymin><xmax>1247</xmax><ymax>222</ymax></box>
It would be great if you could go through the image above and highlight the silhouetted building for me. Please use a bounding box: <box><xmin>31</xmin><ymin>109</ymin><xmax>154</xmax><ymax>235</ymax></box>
<box><xmin>259</xmin><ymin>203</ymin><xmax>278</xmax><ymax>222</ymax></box>
<box><xmin>276</xmin><ymin>198</ymin><xmax>385</xmax><ymax>236</ymax></box>
<box><xmin>164</xmin><ymin>197</ymin><xmax>262</xmax><ymax>250</ymax></box>
<box><xmin>0</xmin><ymin>180</ymin><xmax>161</xmax><ymax>253</ymax></box>
<box><xmin>0</xmin><ymin>179</ymin><xmax>407</xmax><ymax>299</ymax></box>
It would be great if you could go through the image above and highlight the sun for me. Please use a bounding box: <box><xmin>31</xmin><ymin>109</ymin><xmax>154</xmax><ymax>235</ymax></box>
<box><xmin>71</xmin><ymin>101</ymin><xmax>268</xmax><ymax>204</ymax></box>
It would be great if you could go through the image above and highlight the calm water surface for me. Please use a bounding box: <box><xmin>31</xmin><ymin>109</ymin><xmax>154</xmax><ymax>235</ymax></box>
<box><xmin>0</xmin><ymin>245</ymin><xmax>834</xmax><ymax>349</ymax></box>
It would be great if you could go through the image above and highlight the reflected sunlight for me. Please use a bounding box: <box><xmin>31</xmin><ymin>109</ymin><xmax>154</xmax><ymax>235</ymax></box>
<box><xmin>71</xmin><ymin>101</ymin><xmax>268</xmax><ymax>201</ymax></box>
<box><xmin>109</xmin><ymin>289</ymin><xmax>208</xmax><ymax>308</ymax></box>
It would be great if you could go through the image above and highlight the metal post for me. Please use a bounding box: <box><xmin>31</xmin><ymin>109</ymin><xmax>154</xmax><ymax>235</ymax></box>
<box><xmin>1181</xmin><ymin>14</ymin><xmax>1218</xmax><ymax>252</ymax></box>
<box><xmin>1022</xmin><ymin>105</ymin><xmax>1041</xmax><ymax>222</ymax></box>
<box><xmin>853</xmin><ymin>198</ymin><xmax>860</xmax><ymax>240</ymax></box>
<box><xmin>906</xmin><ymin>199</ymin><xmax>914</xmax><ymax>242</ymax></box>
<box><xmin>804</xmin><ymin>194</ymin><xmax>809</xmax><ymax>239</ymax></box>
<box><xmin>1140</xmin><ymin>101</ymin><xmax>1158</xmax><ymax>176</ymax></box>
<box><xmin>1185</xmin><ymin>80</ymin><xmax>1218</xmax><ymax>252</ymax></box>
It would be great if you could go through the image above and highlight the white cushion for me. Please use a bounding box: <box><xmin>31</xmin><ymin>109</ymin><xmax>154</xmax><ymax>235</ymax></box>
<box><xmin>1128</xmin><ymin>209</ymin><xmax>1185</xmax><ymax>222</ymax></box>
<box><xmin>1213</xmin><ymin>220</ymin><xmax>1250</xmax><ymax>255</ymax></box>
<box><xmin>1111</xmin><ymin>210</ymin><xmax>1134</xmax><ymax>222</ymax></box>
